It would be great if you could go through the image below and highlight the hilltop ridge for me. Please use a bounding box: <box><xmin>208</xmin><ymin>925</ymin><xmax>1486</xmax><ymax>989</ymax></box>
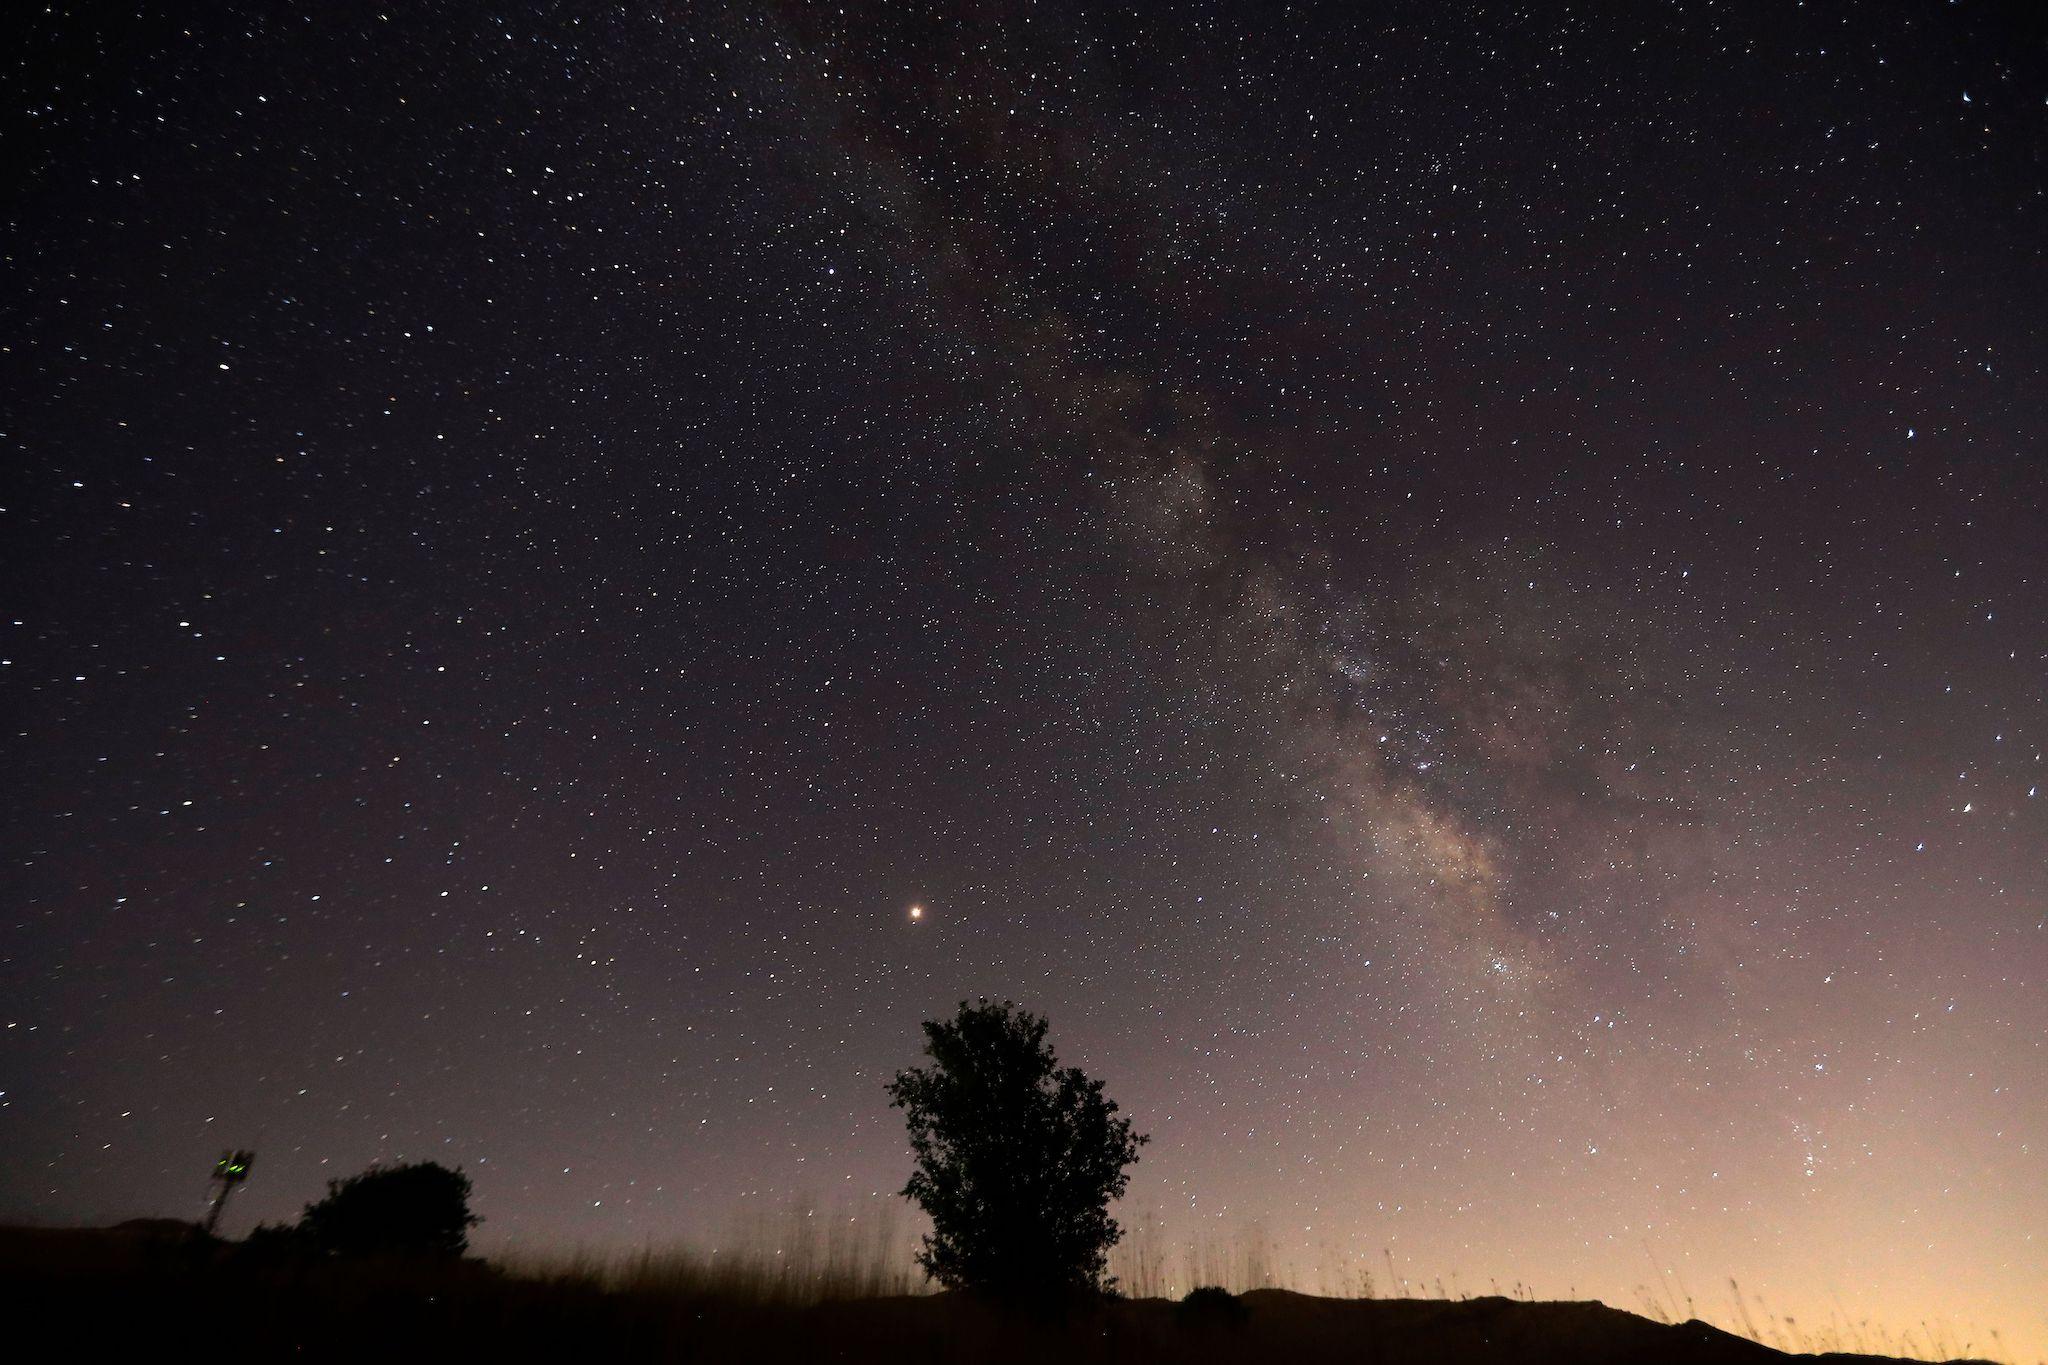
<box><xmin>0</xmin><ymin>1225</ymin><xmax>2000</xmax><ymax>1365</ymax></box>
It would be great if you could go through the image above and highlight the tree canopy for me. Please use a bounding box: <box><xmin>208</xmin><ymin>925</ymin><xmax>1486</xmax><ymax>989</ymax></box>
<box><xmin>296</xmin><ymin>1160</ymin><xmax>479</xmax><ymax>1259</ymax></box>
<box><xmin>887</xmin><ymin>1000</ymin><xmax>1146</xmax><ymax>1299</ymax></box>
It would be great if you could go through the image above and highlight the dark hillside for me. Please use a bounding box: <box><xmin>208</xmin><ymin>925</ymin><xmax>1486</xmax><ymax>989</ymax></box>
<box><xmin>0</xmin><ymin>1226</ymin><xmax>1996</xmax><ymax>1365</ymax></box>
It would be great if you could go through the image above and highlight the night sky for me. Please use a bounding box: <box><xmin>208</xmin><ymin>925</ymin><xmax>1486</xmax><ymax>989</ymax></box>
<box><xmin>5</xmin><ymin>2</ymin><xmax>2045</xmax><ymax>1356</ymax></box>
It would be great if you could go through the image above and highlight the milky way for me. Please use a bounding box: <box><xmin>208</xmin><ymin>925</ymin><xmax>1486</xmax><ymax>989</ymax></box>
<box><xmin>5</xmin><ymin>4</ymin><xmax>2044</xmax><ymax>1358</ymax></box>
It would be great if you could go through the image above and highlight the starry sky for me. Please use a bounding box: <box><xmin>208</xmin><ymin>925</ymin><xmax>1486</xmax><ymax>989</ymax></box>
<box><xmin>4</xmin><ymin>1</ymin><xmax>2045</xmax><ymax>1356</ymax></box>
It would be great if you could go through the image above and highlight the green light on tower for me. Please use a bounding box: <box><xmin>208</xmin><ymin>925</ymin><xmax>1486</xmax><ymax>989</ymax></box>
<box><xmin>204</xmin><ymin>1149</ymin><xmax>256</xmax><ymax>1237</ymax></box>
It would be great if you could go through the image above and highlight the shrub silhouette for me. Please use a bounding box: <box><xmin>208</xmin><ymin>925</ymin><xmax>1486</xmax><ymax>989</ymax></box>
<box><xmin>296</xmin><ymin>1160</ymin><xmax>479</xmax><ymax>1259</ymax></box>
<box><xmin>887</xmin><ymin>999</ymin><xmax>1146</xmax><ymax>1300</ymax></box>
<box><xmin>233</xmin><ymin>1220</ymin><xmax>309</xmax><ymax>1266</ymax></box>
<box><xmin>1178</xmin><ymin>1284</ymin><xmax>1250</xmax><ymax>1327</ymax></box>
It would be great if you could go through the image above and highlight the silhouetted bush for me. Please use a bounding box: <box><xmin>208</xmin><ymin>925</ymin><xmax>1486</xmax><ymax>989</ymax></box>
<box><xmin>233</xmin><ymin>1220</ymin><xmax>310</xmax><ymax>1266</ymax></box>
<box><xmin>296</xmin><ymin>1160</ymin><xmax>479</xmax><ymax>1259</ymax></box>
<box><xmin>1177</xmin><ymin>1285</ymin><xmax>1250</xmax><ymax>1327</ymax></box>
<box><xmin>887</xmin><ymin>999</ymin><xmax>1146</xmax><ymax>1300</ymax></box>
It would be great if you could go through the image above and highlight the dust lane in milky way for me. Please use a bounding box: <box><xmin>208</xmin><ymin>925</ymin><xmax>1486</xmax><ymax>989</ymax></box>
<box><xmin>3</xmin><ymin>3</ymin><xmax>2043</xmax><ymax>1358</ymax></box>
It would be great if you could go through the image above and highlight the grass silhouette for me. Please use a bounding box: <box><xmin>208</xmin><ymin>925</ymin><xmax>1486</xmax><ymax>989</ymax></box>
<box><xmin>0</xmin><ymin>1216</ymin><xmax>2011</xmax><ymax>1364</ymax></box>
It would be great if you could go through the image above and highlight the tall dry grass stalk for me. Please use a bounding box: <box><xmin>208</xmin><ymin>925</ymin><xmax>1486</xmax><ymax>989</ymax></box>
<box><xmin>501</xmin><ymin>1207</ymin><xmax>1999</xmax><ymax>1357</ymax></box>
<box><xmin>500</xmin><ymin>1198</ymin><xmax>925</xmax><ymax>1306</ymax></box>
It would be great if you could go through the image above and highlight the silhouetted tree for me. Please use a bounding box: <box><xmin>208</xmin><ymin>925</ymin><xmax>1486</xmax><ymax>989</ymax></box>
<box><xmin>297</xmin><ymin>1160</ymin><xmax>479</xmax><ymax>1259</ymax></box>
<box><xmin>887</xmin><ymin>999</ymin><xmax>1146</xmax><ymax>1299</ymax></box>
